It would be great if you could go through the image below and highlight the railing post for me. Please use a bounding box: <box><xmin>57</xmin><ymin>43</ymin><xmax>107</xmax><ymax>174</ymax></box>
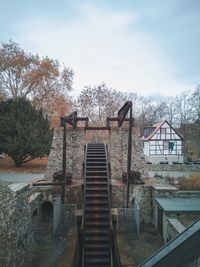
<box><xmin>62</xmin><ymin>123</ymin><xmax>66</xmax><ymax>179</ymax></box>
<box><xmin>61</xmin><ymin>123</ymin><xmax>66</xmax><ymax>204</ymax></box>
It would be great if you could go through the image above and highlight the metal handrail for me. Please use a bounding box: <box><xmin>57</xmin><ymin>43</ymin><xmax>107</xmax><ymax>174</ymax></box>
<box><xmin>106</xmin><ymin>143</ymin><xmax>112</xmax><ymax>182</ymax></box>
<box><xmin>105</xmin><ymin>143</ymin><xmax>116</xmax><ymax>266</ymax></box>
<box><xmin>110</xmin><ymin>225</ymin><xmax>122</xmax><ymax>267</ymax></box>
<box><xmin>71</xmin><ymin>229</ymin><xmax>81</xmax><ymax>267</ymax></box>
<box><xmin>105</xmin><ymin>143</ymin><xmax>111</xmax><ymax>212</ymax></box>
<box><xmin>82</xmin><ymin>143</ymin><xmax>88</xmax><ymax>266</ymax></box>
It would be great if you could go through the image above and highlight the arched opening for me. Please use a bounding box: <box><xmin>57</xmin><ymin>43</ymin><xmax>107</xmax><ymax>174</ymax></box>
<box><xmin>41</xmin><ymin>201</ymin><xmax>53</xmax><ymax>221</ymax></box>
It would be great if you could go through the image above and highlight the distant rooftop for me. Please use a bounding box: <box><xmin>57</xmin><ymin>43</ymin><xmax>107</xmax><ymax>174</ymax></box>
<box><xmin>155</xmin><ymin>197</ymin><xmax>200</xmax><ymax>213</ymax></box>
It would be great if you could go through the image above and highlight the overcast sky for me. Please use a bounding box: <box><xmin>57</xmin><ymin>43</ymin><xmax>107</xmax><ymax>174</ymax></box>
<box><xmin>0</xmin><ymin>0</ymin><xmax>199</xmax><ymax>97</ymax></box>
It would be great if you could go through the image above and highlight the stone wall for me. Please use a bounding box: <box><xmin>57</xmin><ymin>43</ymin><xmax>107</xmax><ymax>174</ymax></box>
<box><xmin>111</xmin><ymin>184</ymin><xmax>127</xmax><ymax>208</ymax></box>
<box><xmin>109</xmin><ymin>127</ymin><xmax>148</xmax><ymax>180</ymax></box>
<box><xmin>0</xmin><ymin>181</ymin><xmax>43</xmax><ymax>267</ymax></box>
<box><xmin>0</xmin><ymin>179</ymin><xmax>73</xmax><ymax>267</ymax></box>
<box><xmin>128</xmin><ymin>180</ymin><xmax>178</xmax><ymax>225</ymax></box>
<box><xmin>147</xmin><ymin>164</ymin><xmax>200</xmax><ymax>179</ymax></box>
<box><xmin>131</xmin><ymin>180</ymin><xmax>200</xmax><ymax>226</ymax></box>
<box><xmin>46</xmin><ymin>126</ymin><xmax>148</xmax><ymax>181</ymax></box>
<box><xmin>65</xmin><ymin>185</ymin><xmax>83</xmax><ymax>209</ymax></box>
<box><xmin>110</xmin><ymin>178</ymin><xmax>200</xmax><ymax>226</ymax></box>
<box><xmin>130</xmin><ymin>183</ymin><xmax>153</xmax><ymax>224</ymax></box>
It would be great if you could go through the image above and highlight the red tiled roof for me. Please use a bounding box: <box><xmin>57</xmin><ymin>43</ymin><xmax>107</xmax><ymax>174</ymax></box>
<box><xmin>141</xmin><ymin>120</ymin><xmax>166</xmax><ymax>141</ymax></box>
<box><xmin>141</xmin><ymin>120</ymin><xmax>183</xmax><ymax>141</ymax></box>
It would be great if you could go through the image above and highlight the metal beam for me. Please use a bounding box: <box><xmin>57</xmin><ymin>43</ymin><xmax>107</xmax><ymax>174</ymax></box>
<box><xmin>126</xmin><ymin>104</ymin><xmax>133</xmax><ymax>208</ymax></box>
<box><xmin>60</xmin><ymin>111</ymin><xmax>78</xmax><ymax>127</ymax></box>
<box><xmin>117</xmin><ymin>101</ymin><xmax>132</xmax><ymax>127</ymax></box>
<box><xmin>115</xmin><ymin>101</ymin><xmax>133</xmax><ymax>208</ymax></box>
<box><xmin>139</xmin><ymin>218</ymin><xmax>200</xmax><ymax>267</ymax></box>
<box><xmin>62</xmin><ymin>123</ymin><xmax>66</xmax><ymax>180</ymax></box>
<box><xmin>32</xmin><ymin>182</ymin><xmax>63</xmax><ymax>186</ymax></box>
<box><xmin>85</xmin><ymin>126</ymin><xmax>110</xmax><ymax>130</ymax></box>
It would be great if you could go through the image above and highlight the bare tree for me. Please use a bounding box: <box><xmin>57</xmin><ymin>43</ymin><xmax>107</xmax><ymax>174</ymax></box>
<box><xmin>76</xmin><ymin>83</ymin><xmax>127</xmax><ymax>125</ymax></box>
<box><xmin>175</xmin><ymin>91</ymin><xmax>194</xmax><ymax>137</ymax></box>
<box><xmin>192</xmin><ymin>86</ymin><xmax>200</xmax><ymax>121</ymax></box>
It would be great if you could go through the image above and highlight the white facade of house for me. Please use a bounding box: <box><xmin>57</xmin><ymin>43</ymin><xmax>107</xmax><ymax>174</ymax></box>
<box><xmin>142</xmin><ymin>121</ymin><xmax>183</xmax><ymax>164</ymax></box>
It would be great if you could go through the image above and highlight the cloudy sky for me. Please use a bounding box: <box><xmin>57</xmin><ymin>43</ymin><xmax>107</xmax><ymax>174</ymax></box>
<box><xmin>0</xmin><ymin>0</ymin><xmax>199</xmax><ymax>97</ymax></box>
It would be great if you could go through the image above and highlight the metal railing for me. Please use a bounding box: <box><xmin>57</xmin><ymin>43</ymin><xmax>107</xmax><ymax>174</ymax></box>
<box><xmin>110</xmin><ymin>225</ymin><xmax>122</xmax><ymax>267</ymax></box>
<box><xmin>117</xmin><ymin>205</ymin><xmax>140</xmax><ymax>240</ymax></box>
<box><xmin>53</xmin><ymin>203</ymin><xmax>77</xmax><ymax>235</ymax></box>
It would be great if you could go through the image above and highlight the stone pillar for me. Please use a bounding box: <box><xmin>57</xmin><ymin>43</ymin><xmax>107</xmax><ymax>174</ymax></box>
<box><xmin>109</xmin><ymin>127</ymin><xmax>148</xmax><ymax>180</ymax></box>
<box><xmin>46</xmin><ymin>127</ymin><xmax>85</xmax><ymax>180</ymax></box>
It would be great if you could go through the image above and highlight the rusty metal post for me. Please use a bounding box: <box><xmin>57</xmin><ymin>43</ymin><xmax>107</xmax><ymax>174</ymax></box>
<box><xmin>62</xmin><ymin>123</ymin><xmax>66</xmax><ymax>179</ymax></box>
<box><xmin>61</xmin><ymin>183</ymin><xmax>65</xmax><ymax>204</ymax></box>
<box><xmin>61</xmin><ymin>123</ymin><xmax>66</xmax><ymax>204</ymax></box>
<box><xmin>126</xmin><ymin>104</ymin><xmax>133</xmax><ymax>208</ymax></box>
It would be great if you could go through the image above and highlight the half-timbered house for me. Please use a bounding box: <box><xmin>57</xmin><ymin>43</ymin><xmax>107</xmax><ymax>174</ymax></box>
<box><xmin>141</xmin><ymin>120</ymin><xmax>184</xmax><ymax>164</ymax></box>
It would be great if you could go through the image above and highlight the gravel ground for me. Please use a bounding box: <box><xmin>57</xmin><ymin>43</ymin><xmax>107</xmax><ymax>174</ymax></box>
<box><xmin>117</xmin><ymin>223</ymin><xmax>164</xmax><ymax>267</ymax></box>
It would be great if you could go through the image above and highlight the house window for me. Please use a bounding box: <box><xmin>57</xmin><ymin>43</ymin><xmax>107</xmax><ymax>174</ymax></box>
<box><xmin>163</xmin><ymin>141</ymin><xmax>168</xmax><ymax>150</ymax></box>
<box><xmin>169</xmin><ymin>141</ymin><xmax>174</xmax><ymax>152</ymax></box>
<box><xmin>163</xmin><ymin>141</ymin><xmax>174</xmax><ymax>153</ymax></box>
<box><xmin>161</xmin><ymin>128</ymin><xmax>166</xmax><ymax>134</ymax></box>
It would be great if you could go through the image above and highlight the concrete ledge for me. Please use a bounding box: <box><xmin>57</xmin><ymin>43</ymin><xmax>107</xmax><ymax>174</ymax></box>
<box><xmin>8</xmin><ymin>183</ymin><xmax>29</xmax><ymax>193</ymax></box>
<box><xmin>168</xmin><ymin>218</ymin><xmax>185</xmax><ymax>234</ymax></box>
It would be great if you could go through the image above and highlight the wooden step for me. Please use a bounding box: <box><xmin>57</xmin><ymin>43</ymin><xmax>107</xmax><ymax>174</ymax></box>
<box><xmin>85</xmin><ymin>250</ymin><xmax>110</xmax><ymax>257</ymax></box>
<box><xmin>85</xmin><ymin>257</ymin><xmax>110</xmax><ymax>265</ymax></box>
<box><xmin>86</xmin><ymin>162</ymin><xmax>107</xmax><ymax>166</ymax></box>
<box><xmin>85</xmin><ymin>236</ymin><xmax>110</xmax><ymax>242</ymax></box>
<box><xmin>84</xmin><ymin>143</ymin><xmax>111</xmax><ymax>267</ymax></box>
<box><xmin>85</xmin><ymin>213</ymin><xmax>109</xmax><ymax>219</ymax></box>
<box><xmin>86</xmin><ymin>173</ymin><xmax>107</xmax><ymax>177</ymax></box>
<box><xmin>86</xmin><ymin>175</ymin><xmax>108</xmax><ymax>179</ymax></box>
<box><xmin>86</xmin><ymin>167</ymin><xmax>107</xmax><ymax>171</ymax></box>
<box><xmin>85</xmin><ymin>222</ymin><xmax>110</xmax><ymax>228</ymax></box>
<box><xmin>85</xmin><ymin>199</ymin><xmax>109</xmax><ymax>205</ymax></box>
<box><xmin>86</xmin><ymin>181</ymin><xmax>108</xmax><ymax>186</ymax></box>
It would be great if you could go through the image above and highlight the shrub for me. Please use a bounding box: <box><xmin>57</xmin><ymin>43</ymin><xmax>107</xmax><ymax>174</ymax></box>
<box><xmin>179</xmin><ymin>173</ymin><xmax>200</xmax><ymax>190</ymax></box>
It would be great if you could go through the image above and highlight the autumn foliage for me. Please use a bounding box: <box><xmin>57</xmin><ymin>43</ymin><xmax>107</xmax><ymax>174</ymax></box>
<box><xmin>0</xmin><ymin>40</ymin><xmax>73</xmax><ymax>127</ymax></box>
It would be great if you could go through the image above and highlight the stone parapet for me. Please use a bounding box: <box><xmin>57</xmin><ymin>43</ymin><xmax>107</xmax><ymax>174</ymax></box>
<box><xmin>147</xmin><ymin>164</ymin><xmax>200</xmax><ymax>172</ymax></box>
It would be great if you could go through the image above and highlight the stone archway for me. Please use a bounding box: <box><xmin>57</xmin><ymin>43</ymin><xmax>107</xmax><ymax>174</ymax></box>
<box><xmin>41</xmin><ymin>201</ymin><xmax>53</xmax><ymax>221</ymax></box>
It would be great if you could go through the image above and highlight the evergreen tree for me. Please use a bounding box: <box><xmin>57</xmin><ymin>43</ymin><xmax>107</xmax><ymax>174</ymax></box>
<box><xmin>0</xmin><ymin>98</ymin><xmax>52</xmax><ymax>166</ymax></box>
